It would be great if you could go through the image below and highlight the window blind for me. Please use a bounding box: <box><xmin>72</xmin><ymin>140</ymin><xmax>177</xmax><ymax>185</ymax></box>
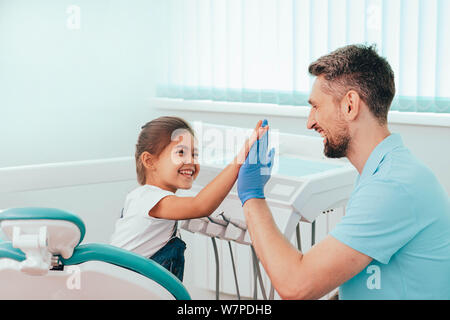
<box><xmin>157</xmin><ymin>0</ymin><xmax>450</xmax><ymax>114</ymax></box>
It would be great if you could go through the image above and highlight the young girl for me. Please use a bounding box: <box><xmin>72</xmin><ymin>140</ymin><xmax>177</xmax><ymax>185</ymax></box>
<box><xmin>110</xmin><ymin>116</ymin><xmax>268</xmax><ymax>281</ymax></box>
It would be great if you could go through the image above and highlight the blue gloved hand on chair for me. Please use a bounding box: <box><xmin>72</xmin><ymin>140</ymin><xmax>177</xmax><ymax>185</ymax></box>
<box><xmin>237</xmin><ymin>119</ymin><xmax>276</xmax><ymax>206</ymax></box>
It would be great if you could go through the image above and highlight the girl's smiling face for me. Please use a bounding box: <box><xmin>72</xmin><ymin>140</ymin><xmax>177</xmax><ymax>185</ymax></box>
<box><xmin>145</xmin><ymin>130</ymin><xmax>200</xmax><ymax>193</ymax></box>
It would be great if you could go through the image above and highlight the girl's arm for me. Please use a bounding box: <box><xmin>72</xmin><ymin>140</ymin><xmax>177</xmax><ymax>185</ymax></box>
<box><xmin>149</xmin><ymin>121</ymin><xmax>268</xmax><ymax>220</ymax></box>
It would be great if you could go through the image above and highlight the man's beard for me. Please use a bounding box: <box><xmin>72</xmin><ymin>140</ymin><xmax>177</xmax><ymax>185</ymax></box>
<box><xmin>324</xmin><ymin>125</ymin><xmax>350</xmax><ymax>159</ymax></box>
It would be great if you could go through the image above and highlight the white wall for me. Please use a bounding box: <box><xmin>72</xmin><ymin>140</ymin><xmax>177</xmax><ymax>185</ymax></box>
<box><xmin>0</xmin><ymin>0</ymin><xmax>164</xmax><ymax>167</ymax></box>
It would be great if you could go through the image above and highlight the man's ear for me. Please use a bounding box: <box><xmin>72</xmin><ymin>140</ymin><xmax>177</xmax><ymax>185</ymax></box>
<box><xmin>341</xmin><ymin>90</ymin><xmax>361</xmax><ymax>121</ymax></box>
<box><xmin>141</xmin><ymin>151</ymin><xmax>156</xmax><ymax>170</ymax></box>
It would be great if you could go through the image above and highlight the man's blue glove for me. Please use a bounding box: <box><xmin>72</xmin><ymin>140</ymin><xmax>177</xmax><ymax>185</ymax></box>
<box><xmin>237</xmin><ymin>119</ymin><xmax>276</xmax><ymax>206</ymax></box>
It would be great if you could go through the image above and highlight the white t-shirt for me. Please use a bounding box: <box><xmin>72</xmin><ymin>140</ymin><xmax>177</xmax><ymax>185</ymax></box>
<box><xmin>110</xmin><ymin>185</ymin><xmax>177</xmax><ymax>258</ymax></box>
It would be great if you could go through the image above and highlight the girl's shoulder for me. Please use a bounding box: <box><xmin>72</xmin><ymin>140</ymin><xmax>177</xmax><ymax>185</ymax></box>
<box><xmin>127</xmin><ymin>184</ymin><xmax>175</xmax><ymax>201</ymax></box>
<box><xmin>123</xmin><ymin>185</ymin><xmax>177</xmax><ymax>219</ymax></box>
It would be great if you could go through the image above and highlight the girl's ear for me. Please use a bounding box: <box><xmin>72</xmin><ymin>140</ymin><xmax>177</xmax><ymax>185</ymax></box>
<box><xmin>141</xmin><ymin>151</ymin><xmax>156</xmax><ymax>170</ymax></box>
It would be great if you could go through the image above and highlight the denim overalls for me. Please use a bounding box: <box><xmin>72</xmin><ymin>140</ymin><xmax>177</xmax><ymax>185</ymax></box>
<box><xmin>149</xmin><ymin>222</ymin><xmax>186</xmax><ymax>282</ymax></box>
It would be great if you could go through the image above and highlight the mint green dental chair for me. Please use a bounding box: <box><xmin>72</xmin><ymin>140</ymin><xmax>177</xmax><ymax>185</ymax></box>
<box><xmin>0</xmin><ymin>207</ymin><xmax>191</xmax><ymax>300</ymax></box>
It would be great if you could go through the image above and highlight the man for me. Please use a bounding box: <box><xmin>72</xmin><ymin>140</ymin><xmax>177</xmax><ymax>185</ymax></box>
<box><xmin>237</xmin><ymin>44</ymin><xmax>450</xmax><ymax>300</ymax></box>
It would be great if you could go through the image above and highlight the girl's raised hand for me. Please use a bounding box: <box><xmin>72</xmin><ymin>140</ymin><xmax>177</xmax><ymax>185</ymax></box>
<box><xmin>235</xmin><ymin>120</ymin><xmax>269</xmax><ymax>166</ymax></box>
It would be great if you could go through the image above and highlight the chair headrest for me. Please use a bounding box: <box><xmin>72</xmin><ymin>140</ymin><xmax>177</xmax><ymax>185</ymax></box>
<box><xmin>0</xmin><ymin>207</ymin><xmax>87</xmax><ymax>275</ymax></box>
<box><xmin>0</xmin><ymin>207</ymin><xmax>86</xmax><ymax>244</ymax></box>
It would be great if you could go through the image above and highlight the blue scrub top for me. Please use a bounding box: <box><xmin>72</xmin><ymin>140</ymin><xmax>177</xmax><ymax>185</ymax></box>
<box><xmin>330</xmin><ymin>133</ymin><xmax>450</xmax><ymax>300</ymax></box>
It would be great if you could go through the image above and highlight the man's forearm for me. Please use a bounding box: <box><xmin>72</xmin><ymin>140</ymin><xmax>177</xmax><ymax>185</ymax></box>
<box><xmin>243</xmin><ymin>199</ymin><xmax>305</xmax><ymax>299</ymax></box>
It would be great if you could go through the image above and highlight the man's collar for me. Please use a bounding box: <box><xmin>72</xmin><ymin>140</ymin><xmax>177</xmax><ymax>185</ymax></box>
<box><xmin>358</xmin><ymin>133</ymin><xmax>404</xmax><ymax>184</ymax></box>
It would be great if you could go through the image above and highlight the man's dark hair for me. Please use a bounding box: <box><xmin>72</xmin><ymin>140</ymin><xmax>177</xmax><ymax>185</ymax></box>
<box><xmin>308</xmin><ymin>44</ymin><xmax>395</xmax><ymax>125</ymax></box>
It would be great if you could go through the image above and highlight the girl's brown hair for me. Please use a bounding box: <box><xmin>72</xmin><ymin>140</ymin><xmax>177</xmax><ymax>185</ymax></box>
<box><xmin>135</xmin><ymin>116</ymin><xmax>195</xmax><ymax>185</ymax></box>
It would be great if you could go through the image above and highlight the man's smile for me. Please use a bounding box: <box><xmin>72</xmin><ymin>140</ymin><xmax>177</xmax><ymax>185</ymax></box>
<box><xmin>316</xmin><ymin>128</ymin><xmax>327</xmax><ymax>144</ymax></box>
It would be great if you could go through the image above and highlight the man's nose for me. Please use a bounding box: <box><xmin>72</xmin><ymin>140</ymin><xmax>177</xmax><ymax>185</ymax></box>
<box><xmin>306</xmin><ymin>108</ymin><xmax>317</xmax><ymax>130</ymax></box>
